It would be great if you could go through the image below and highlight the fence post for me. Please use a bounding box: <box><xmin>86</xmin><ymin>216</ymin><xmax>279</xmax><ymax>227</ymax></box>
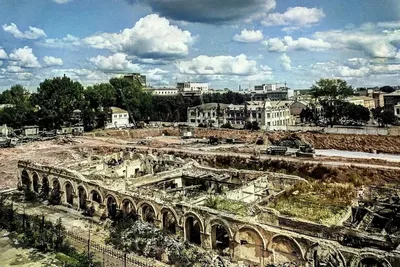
<box><xmin>124</xmin><ymin>253</ymin><xmax>127</xmax><ymax>267</ymax></box>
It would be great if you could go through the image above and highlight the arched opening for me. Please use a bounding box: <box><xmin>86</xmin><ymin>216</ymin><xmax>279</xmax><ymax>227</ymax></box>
<box><xmin>21</xmin><ymin>170</ymin><xmax>31</xmax><ymax>191</ymax></box>
<box><xmin>106</xmin><ymin>195</ymin><xmax>118</xmax><ymax>220</ymax></box>
<box><xmin>212</xmin><ymin>224</ymin><xmax>230</xmax><ymax>254</ymax></box>
<box><xmin>40</xmin><ymin>176</ymin><xmax>50</xmax><ymax>199</ymax></box>
<box><xmin>235</xmin><ymin>228</ymin><xmax>264</xmax><ymax>264</ymax></box>
<box><xmin>185</xmin><ymin>215</ymin><xmax>202</xmax><ymax>245</ymax></box>
<box><xmin>65</xmin><ymin>182</ymin><xmax>74</xmax><ymax>206</ymax></box>
<box><xmin>358</xmin><ymin>258</ymin><xmax>384</xmax><ymax>267</ymax></box>
<box><xmin>142</xmin><ymin>204</ymin><xmax>156</xmax><ymax>224</ymax></box>
<box><xmin>91</xmin><ymin>190</ymin><xmax>102</xmax><ymax>204</ymax></box>
<box><xmin>271</xmin><ymin>236</ymin><xmax>303</xmax><ymax>265</ymax></box>
<box><xmin>162</xmin><ymin>209</ymin><xmax>177</xmax><ymax>235</ymax></box>
<box><xmin>78</xmin><ymin>186</ymin><xmax>87</xmax><ymax>210</ymax></box>
<box><xmin>32</xmin><ymin>173</ymin><xmax>40</xmax><ymax>193</ymax></box>
<box><xmin>121</xmin><ymin>199</ymin><xmax>136</xmax><ymax>220</ymax></box>
<box><xmin>50</xmin><ymin>179</ymin><xmax>61</xmax><ymax>205</ymax></box>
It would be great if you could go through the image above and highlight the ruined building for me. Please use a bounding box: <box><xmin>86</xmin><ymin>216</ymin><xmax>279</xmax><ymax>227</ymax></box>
<box><xmin>17</xmin><ymin>150</ymin><xmax>400</xmax><ymax>267</ymax></box>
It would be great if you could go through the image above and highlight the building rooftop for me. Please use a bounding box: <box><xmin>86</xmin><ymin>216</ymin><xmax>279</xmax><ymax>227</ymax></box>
<box><xmin>110</xmin><ymin>107</ymin><xmax>128</xmax><ymax>114</ymax></box>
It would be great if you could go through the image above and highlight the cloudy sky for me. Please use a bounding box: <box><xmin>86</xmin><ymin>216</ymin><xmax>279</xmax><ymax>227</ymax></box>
<box><xmin>0</xmin><ymin>0</ymin><xmax>400</xmax><ymax>91</ymax></box>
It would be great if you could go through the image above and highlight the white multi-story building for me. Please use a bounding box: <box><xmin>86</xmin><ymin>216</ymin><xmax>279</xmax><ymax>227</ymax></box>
<box><xmin>177</xmin><ymin>82</ymin><xmax>209</xmax><ymax>96</ymax></box>
<box><xmin>144</xmin><ymin>88</ymin><xmax>179</xmax><ymax>96</ymax></box>
<box><xmin>106</xmin><ymin>107</ymin><xmax>131</xmax><ymax>129</ymax></box>
<box><xmin>254</xmin><ymin>84</ymin><xmax>277</xmax><ymax>92</ymax></box>
<box><xmin>187</xmin><ymin>101</ymin><xmax>295</xmax><ymax>130</ymax></box>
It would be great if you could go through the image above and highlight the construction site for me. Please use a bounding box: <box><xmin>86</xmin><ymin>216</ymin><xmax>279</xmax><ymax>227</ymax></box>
<box><xmin>1</xmin><ymin>127</ymin><xmax>400</xmax><ymax>267</ymax></box>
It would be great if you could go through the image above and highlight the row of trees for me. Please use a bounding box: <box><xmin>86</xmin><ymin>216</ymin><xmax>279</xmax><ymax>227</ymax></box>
<box><xmin>307</xmin><ymin>79</ymin><xmax>398</xmax><ymax>127</ymax></box>
<box><xmin>0</xmin><ymin>76</ymin><xmax>251</xmax><ymax>130</ymax></box>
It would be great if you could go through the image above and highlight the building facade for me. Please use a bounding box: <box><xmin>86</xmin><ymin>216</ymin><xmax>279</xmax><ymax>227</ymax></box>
<box><xmin>144</xmin><ymin>88</ymin><xmax>179</xmax><ymax>96</ymax></box>
<box><xmin>384</xmin><ymin>91</ymin><xmax>400</xmax><ymax>110</ymax></box>
<box><xmin>177</xmin><ymin>82</ymin><xmax>209</xmax><ymax>96</ymax></box>
<box><xmin>106</xmin><ymin>107</ymin><xmax>130</xmax><ymax>129</ymax></box>
<box><xmin>254</xmin><ymin>84</ymin><xmax>277</xmax><ymax>92</ymax></box>
<box><xmin>187</xmin><ymin>101</ymin><xmax>295</xmax><ymax>130</ymax></box>
<box><xmin>346</xmin><ymin>96</ymin><xmax>376</xmax><ymax>110</ymax></box>
<box><xmin>123</xmin><ymin>73</ymin><xmax>147</xmax><ymax>87</ymax></box>
<box><xmin>395</xmin><ymin>103</ymin><xmax>400</xmax><ymax>118</ymax></box>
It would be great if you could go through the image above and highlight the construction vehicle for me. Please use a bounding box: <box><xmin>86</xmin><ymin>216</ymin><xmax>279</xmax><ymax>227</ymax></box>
<box><xmin>266</xmin><ymin>146</ymin><xmax>288</xmax><ymax>156</ymax></box>
<box><xmin>296</xmin><ymin>144</ymin><xmax>316</xmax><ymax>158</ymax></box>
<box><xmin>0</xmin><ymin>137</ymin><xmax>18</xmax><ymax>148</ymax></box>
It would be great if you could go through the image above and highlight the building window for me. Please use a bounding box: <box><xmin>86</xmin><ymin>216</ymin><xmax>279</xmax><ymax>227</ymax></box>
<box><xmin>397</xmin><ymin>108</ymin><xmax>400</xmax><ymax>115</ymax></box>
<box><xmin>114</xmin><ymin>115</ymin><xmax>117</xmax><ymax>118</ymax></box>
<box><xmin>124</xmin><ymin>114</ymin><xmax>127</xmax><ymax>117</ymax></box>
<box><xmin>119</xmin><ymin>114</ymin><xmax>122</xmax><ymax>118</ymax></box>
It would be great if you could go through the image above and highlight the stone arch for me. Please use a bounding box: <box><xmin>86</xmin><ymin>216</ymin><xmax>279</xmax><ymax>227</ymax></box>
<box><xmin>63</xmin><ymin>181</ymin><xmax>75</xmax><ymax>206</ymax></box>
<box><xmin>105</xmin><ymin>193</ymin><xmax>119</xmax><ymax>219</ymax></box>
<box><xmin>77</xmin><ymin>185</ymin><xmax>88</xmax><ymax>210</ymax></box>
<box><xmin>234</xmin><ymin>226</ymin><xmax>266</xmax><ymax>265</ymax></box>
<box><xmin>41</xmin><ymin>176</ymin><xmax>50</xmax><ymax>199</ymax></box>
<box><xmin>184</xmin><ymin>212</ymin><xmax>204</xmax><ymax>245</ymax></box>
<box><xmin>20</xmin><ymin>170</ymin><xmax>31</xmax><ymax>191</ymax></box>
<box><xmin>32</xmin><ymin>172</ymin><xmax>40</xmax><ymax>193</ymax></box>
<box><xmin>50</xmin><ymin>178</ymin><xmax>61</xmax><ymax>205</ymax></box>
<box><xmin>350</xmin><ymin>253</ymin><xmax>392</xmax><ymax>267</ymax></box>
<box><xmin>208</xmin><ymin>218</ymin><xmax>233</xmax><ymax>254</ymax></box>
<box><xmin>305</xmin><ymin>244</ymin><xmax>346</xmax><ymax>267</ymax></box>
<box><xmin>121</xmin><ymin>198</ymin><xmax>137</xmax><ymax>218</ymax></box>
<box><xmin>268</xmin><ymin>234</ymin><xmax>305</xmax><ymax>265</ymax></box>
<box><xmin>138</xmin><ymin>201</ymin><xmax>157</xmax><ymax>224</ymax></box>
<box><xmin>90</xmin><ymin>189</ymin><xmax>103</xmax><ymax>204</ymax></box>
<box><xmin>160</xmin><ymin>207</ymin><xmax>179</xmax><ymax>235</ymax></box>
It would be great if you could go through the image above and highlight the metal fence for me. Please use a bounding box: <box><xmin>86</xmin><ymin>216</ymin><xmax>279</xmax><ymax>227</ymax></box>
<box><xmin>66</xmin><ymin>230</ymin><xmax>155</xmax><ymax>267</ymax></box>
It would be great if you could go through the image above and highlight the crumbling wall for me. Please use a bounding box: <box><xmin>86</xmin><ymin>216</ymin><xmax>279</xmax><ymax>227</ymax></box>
<box><xmin>89</xmin><ymin>127</ymin><xmax>179</xmax><ymax>139</ymax></box>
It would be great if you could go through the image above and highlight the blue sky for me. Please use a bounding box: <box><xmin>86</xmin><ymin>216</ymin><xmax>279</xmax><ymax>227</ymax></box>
<box><xmin>0</xmin><ymin>0</ymin><xmax>400</xmax><ymax>91</ymax></box>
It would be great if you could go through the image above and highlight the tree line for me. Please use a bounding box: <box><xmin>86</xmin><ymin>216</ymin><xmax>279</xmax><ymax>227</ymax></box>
<box><xmin>0</xmin><ymin>76</ymin><xmax>250</xmax><ymax>130</ymax></box>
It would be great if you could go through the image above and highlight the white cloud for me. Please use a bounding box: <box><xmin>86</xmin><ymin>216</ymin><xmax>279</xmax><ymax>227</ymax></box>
<box><xmin>146</xmin><ymin>68</ymin><xmax>170</xmax><ymax>85</ymax></box>
<box><xmin>262</xmin><ymin>7</ymin><xmax>325</xmax><ymax>29</ymax></box>
<box><xmin>40</xmin><ymin>34</ymin><xmax>81</xmax><ymax>49</ymax></box>
<box><xmin>89</xmin><ymin>53</ymin><xmax>141</xmax><ymax>72</ymax></box>
<box><xmin>9</xmin><ymin>46</ymin><xmax>41</xmax><ymax>68</ymax></box>
<box><xmin>0</xmin><ymin>48</ymin><xmax>7</xmax><ymax>59</ymax></box>
<box><xmin>233</xmin><ymin>29</ymin><xmax>264</xmax><ymax>43</ymax></box>
<box><xmin>263</xmin><ymin>36</ymin><xmax>331</xmax><ymax>52</ymax></box>
<box><xmin>83</xmin><ymin>14</ymin><xmax>193</xmax><ymax>60</ymax></box>
<box><xmin>6</xmin><ymin>66</ymin><xmax>25</xmax><ymax>73</ymax></box>
<box><xmin>314</xmin><ymin>23</ymin><xmax>400</xmax><ymax>58</ymax></box>
<box><xmin>2</xmin><ymin>23</ymin><xmax>46</xmax><ymax>40</ymax></box>
<box><xmin>278</xmin><ymin>53</ymin><xmax>292</xmax><ymax>71</ymax></box>
<box><xmin>177</xmin><ymin>54</ymin><xmax>258</xmax><ymax>75</ymax></box>
<box><xmin>43</xmin><ymin>56</ymin><xmax>63</xmax><ymax>66</ymax></box>
<box><xmin>52</xmin><ymin>0</ymin><xmax>73</xmax><ymax>3</ymax></box>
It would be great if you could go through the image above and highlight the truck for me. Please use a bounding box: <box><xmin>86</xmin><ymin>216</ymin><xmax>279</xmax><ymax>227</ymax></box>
<box><xmin>296</xmin><ymin>144</ymin><xmax>316</xmax><ymax>158</ymax></box>
<box><xmin>0</xmin><ymin>137</ymin><xmax>18</xmax><ymax>148</ymax></box>
<box><xmin>265</xmin><ymin>146</ymin><xmax>288</xmax><ymax>156</ymax></box>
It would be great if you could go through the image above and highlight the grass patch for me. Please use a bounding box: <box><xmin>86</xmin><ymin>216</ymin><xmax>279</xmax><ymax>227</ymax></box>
<box><xmin>269</xmin><ymin>182</ymin><xmax>355</xmax><ymax>225</ymax></box>
<box><xmin>55</xmin><ymin>252</ymin><xmax>78</xmax><ymax>264</ymax></box>
<box><xmin>204</xmin><ymin>197</ymin><xmax>248</xmax><ymax>216</ymax></box>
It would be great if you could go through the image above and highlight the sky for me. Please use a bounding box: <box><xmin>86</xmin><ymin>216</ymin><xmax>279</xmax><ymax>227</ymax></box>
<box><xmin>0</xmin><ymin>0</ymin><xmax>400</xmax><ymax>91</ymax></box>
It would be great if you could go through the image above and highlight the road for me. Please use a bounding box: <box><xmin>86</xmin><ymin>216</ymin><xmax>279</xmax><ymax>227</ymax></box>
<box><xmin>129</xmin><ymin>144</ymin><xmax>400</xmax><ymax>171</ymax></box>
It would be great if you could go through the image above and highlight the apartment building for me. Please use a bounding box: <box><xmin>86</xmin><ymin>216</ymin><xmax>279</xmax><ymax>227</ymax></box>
<box><xmin>187</xmin><ymin>100</ymin><xmax>295</xmax><ymax>130</ymax></box>
<box><xmin>177</xmin><ymin>82</ymin><xmax>209</xmax><ymax>96</ymax></box>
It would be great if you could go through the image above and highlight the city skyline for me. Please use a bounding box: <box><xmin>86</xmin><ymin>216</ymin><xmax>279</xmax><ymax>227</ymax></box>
<box><xmin>0</xmin><ymin>0</ymin><xmax>400</xmax><ymax>90</ymax></box>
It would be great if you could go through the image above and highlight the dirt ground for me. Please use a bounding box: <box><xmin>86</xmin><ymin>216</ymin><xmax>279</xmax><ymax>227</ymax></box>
<box><xmin>0</xmin><ymin>137</ymin><xmax>117</xmax><ymax>189</ymax></box>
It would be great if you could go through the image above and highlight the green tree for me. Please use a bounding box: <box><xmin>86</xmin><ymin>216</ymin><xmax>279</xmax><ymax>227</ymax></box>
<box><xmin>31</xmin><ymin>76</ymin><xmax>84</xmax><ymax>129</ymax></box>
<box><xmin>380</xmin><ymin>85</ymin><xmax>395</xmax><ymax>93</ymax></box>
<box><xmin>311</xmin><ymin>79</ymin><xmax>354</xmax><ymax>127</ymax></box>
<box><xmin>0</xmin><ymin>85</ymin><xmax>37</xmax><ymax>128</ymax></box>
<box><xmin>380</xmin><ymin>110</ymin><xmax>397</xmax><ymax>126</ymax></box>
